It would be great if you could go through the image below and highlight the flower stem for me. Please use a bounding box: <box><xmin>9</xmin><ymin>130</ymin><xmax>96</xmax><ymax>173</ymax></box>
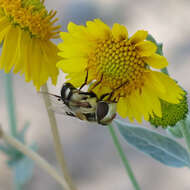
<box><xmin>108</xmin><ymin>124</ymin><xmax>141</xmax><ymax>190</ymax></box>
<box><xmin>41</xmin><ymin>84</ymin><xmax>76</xmax><ymax>190</ymax></box>
<box><xmin>0</xmin><ymin>126</ymin><xmax>69</xmax><ymax>190</ymax></box>
<box><xmin>4</xmin><ymin>73</ymin><xmax>17</xmax><ymax>137</ymax></box>
<box><xmin>181</xmin><ymin>120</ymin><xmax>190</xmax><ymax>153</ymax></box>
<box><xmin>15</xmin><ymin>183</ymin><xmax>23</xmax><ymax>190</ymax></box>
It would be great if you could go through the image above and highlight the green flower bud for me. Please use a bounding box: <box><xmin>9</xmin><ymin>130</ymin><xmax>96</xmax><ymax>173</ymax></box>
<box><xmin>149</xmin><ymin>91</ymin><xmax>188</xmax><ymax>128</ymax></box>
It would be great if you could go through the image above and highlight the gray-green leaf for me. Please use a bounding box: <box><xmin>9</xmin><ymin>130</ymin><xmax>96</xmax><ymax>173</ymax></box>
<box><xmin>115</xmin><ymin>120</ymin><xmax>190</xmax><ymax>167</ymax></box>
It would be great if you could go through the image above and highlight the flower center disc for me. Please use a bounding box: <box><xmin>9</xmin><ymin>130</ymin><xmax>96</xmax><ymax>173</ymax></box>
<box><xmin>89</xmin><ymin>38</ymin><xmax>147</xmax><ymax>97</ymax></box>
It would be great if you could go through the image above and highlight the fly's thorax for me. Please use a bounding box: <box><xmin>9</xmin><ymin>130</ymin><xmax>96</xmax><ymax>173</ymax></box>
<box><xmin>79</xmin><ymin>97</ymin><xmax>97</xmax><ymax>113</ymax></box>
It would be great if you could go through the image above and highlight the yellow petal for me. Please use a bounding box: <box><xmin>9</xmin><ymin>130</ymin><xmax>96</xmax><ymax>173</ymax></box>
<box><xmin>117</xmin><ymin>97</ymin><xmax>128</xmax><ymax>118</ymax></box>
<box><xmin>145</xmin><ymin>70</ymin><xmax>166</xmax><ymax>95</ymax></box>
<box><xmin>143</xmin><ymin>53</ymin><xmax>169</xmax><ymax>69</ymax></box>
<box><xmin>41</xmin><ymin>40</ymin><xmax>59</xmax><ymax>85</ymax></box>
<box><xmin>23</xmin><ymin>32</ymin><xmax>32</xmax><ymax>82</ymax></box>
<box><xmin>0</xmin><ymin>17</ymin><xmax>10</xmax><ymax>43</ymax></box>
<box><xmin>0</xmin><ymin>26</ymin><xmax>20</xmax><ymax>72</ymax></box>
<box><xmin>66</xmin><ymin>72</ymin><xmax>86</xmax><ymax>88</ymax></box>
<box><xmin>67</xmin><ymin>22</ymin><xmax>90</xmax><ymax>41</ymax></box>
<box><xmin>13</xmin><ymin>30</ymin><xmax>30</xmax><ymax>77</ymax></box>
<box><xmin>59</xmin><ymin>32</ymin><xmax>72</xmax><ymax>44</ymax></box>
<box><xmin>129</xmin><ymin>30</ymin><xmax>148</xmax><ymax>44</ymax></box>
<box><xmin>112</xmin><ymin>23</ymin><xmax>128</xmax><ymax>41</ymax></box>
<box><xmin>86</xmin><ymin>19</ymin><xmax>111</xmax><ymax>40</ymax></box>
<box><xmin>141</xmin><ymin>84</ymin><xmax>162</xmax><ymax>117</ymax></box>
<box><xmin>150</xmin><ymin>71</ymin><xmax>185</xmax><ymax>104</ymax></box>
<box><xmin>58</xmin><ymin>42</ymin><xmax>90</xmax><ymax>58</ymax></box>
<box><xmin>57</xmin><ymin>58</ymin><xmax>87</xmax><ymax>73</ymax></box>
<box><xmin>135</xmin><ymin>41</ymin><xmax>157</xmax><ymax>56</ymax></box>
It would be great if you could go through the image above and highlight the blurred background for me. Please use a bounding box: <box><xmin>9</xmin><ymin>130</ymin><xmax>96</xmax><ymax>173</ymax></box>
<box><xmin>0</xmin><ymin>0</ymin><xmax>190</xmax><ymax>189</ymax></box>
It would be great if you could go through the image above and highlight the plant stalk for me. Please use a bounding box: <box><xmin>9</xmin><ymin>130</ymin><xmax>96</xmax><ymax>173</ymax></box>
<box><xmin>108</xmin><ymin>124</ymin><xmax>141</xmax><ymax>190</ymax></box>
<box><xmin>0</xmin><ymin>127</ymin><xmax>69</xmax><ymax>190</ymax></box>
<box><xmin>4</xmin><ymin>73</ymin><xmax>17</xmax><ymax>137</ymax></box>
<box><xmin>41</xmin><ymin>84</ymin><xmax>76</xmax><ymax>190</ymax></box>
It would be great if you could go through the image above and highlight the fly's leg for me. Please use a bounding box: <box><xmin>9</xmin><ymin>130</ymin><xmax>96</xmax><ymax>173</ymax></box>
<box><xmin>79</xmin><ymin>70</ymin><xmax>88</xmax><ymax>90</ymax></box>
<box><xmin>100</xmin><ymin>80</ymin><xmax>129</xmax><ymax>102</ymax></box>
<box><xmin>89</xmin><ymin>74</ymin><xmax>103</xmax><ymax>91</ymax></box>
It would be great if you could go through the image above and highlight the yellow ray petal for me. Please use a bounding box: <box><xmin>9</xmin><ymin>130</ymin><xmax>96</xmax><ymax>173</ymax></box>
<box><xmin>66</xmin><ymin>72</ymin><xmax>86</xmax><ymax>88</ymax></box>
<box><xmin>128</xmin><ymin>98</ymin><xmax>142</xmax><ymax>123</ymax></box>
<box><xmin>67</xmin><ymin>22</ymin><xmax>91</xmax><ymax>41</ymax></box>
<box><xmin>145</xmin><ymin>70</ymin><xmax>166</xmax><ymax>95</ymax></box>
<box><xmin>142</xmin><ymin>84</ymin><xmax>162</xmax><ymax>117</ymax></box>
<box><xmin>23</xmin><ymin>33</ymin><xmax>32</xmax><ymax>82</ymax></box>
<box><xmin>57</xmin><ymin>57</ymin><xmax>87</xmax><ymax>73</ymax></box>
<box><xmin>0</xmin><ymin>26</ymin><xmax>20</xmax><ymax>72</ymax></box>
<box><xmin>0</xmin><ymin>17</ymin><xmax>10</xmax><ymax>43</ymax></box>
<box><xmin>41</xmin><ymin>40</ymin><xmax>59</xmax><ymax>85</ymax></box>
<box><xmin>112</xmin><ymin>23</ymin><xmax>128</xmax><ymax>41</ymax></box>
<box><xmin>143</xmin><ymin>53</ymin><xmax>169</xmax><ymax>69</ymax></box>
<box><xmin>13</xmin><ymin>30</ymin><xmax>24</xmax><ymax>73</ymax></box>
<box><xmin>58</xmin><ymin>42</ymin><xmax>91</xmax><ymax>58</ymax></box>
<box><xmin>86</xmin><ymin>19</ymin><xmax>111</xmax><ymax>40</ymax></box>
<box><xmin>30</xmin><ymin>38</ymin><xmax>42</xmax><ymax>85</ymax></box>
<box><xmin>150</xmin><ymin>71</ymin><xmax>184</xmax><ymax>104</ymax></box>
<box><xmin>135</xmin><ymin>41</ymin><xmax>157</xmax><ymax>56</ymax></box>
<box><xmin>117</xmin><ymin>97</ymin><xmax>128</xmax><ymax>118</ymax></box>
<box><xmin>59</xmin><ymin>32</ymin><xmax>73</xmax><ymax>45</ymax></box>
<box><xmin>129</xmin><ymin>30</ymin><xmax>148</xmax><ymax>44</ymax></box>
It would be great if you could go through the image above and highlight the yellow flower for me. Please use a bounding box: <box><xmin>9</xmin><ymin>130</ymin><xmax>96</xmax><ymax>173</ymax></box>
<box><xmin>0</xmin><ymin>0</ymin><xmax>60</xmax><ymax>89</ymax></box>
<box><xmin>57</xmin><ymin>19</ymin><xmax>184</xmax><ymax>122</ymax></box>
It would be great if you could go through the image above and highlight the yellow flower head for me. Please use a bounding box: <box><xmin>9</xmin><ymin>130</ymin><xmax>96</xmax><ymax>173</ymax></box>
<box><xmin>57</xmin><ymin>19</ymin><xmax>184</xmax><ymax>122</ymax></box>
<box><xmin>0</xmin><ymin>0</ymin><xmax>61</xmax><ymax>89</ymax></box>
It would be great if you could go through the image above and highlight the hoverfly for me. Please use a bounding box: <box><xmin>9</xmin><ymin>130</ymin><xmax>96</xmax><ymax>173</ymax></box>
<box><xmin>43</xmin><ymin>82</ymin><xmax>117</xmax><ymax>125</ymax></box>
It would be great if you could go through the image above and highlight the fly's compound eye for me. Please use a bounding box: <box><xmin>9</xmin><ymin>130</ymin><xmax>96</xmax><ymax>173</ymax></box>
<box><xmin>97</xmin><ymin>101</ymin><xmax>109</xmax><ymax>123</ymax></box>
<box><xmin>61</xmin><ymin>83</ymin><xmax>75</xmax><ymax>101</ymax></box>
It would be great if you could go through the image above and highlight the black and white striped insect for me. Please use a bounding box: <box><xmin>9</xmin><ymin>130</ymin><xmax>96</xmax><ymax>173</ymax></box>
<box><xmin>42</xmin><ymin>82</ymin><xmax>117</xmax><ymax>125</ymax></box>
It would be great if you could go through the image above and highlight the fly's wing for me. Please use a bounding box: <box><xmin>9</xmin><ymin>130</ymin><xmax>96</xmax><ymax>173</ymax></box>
<box><xmin>39</xmin><ymin>92</ymin><xmax>76</xmax><ymax>117</ymax></box>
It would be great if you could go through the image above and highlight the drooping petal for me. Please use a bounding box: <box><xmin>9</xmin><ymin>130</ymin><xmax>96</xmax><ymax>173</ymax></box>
<box><xmin>0</xmin><ymin>0</ymin><xmax>60</xmax><ymax>89</ymax></box>
<box><xmin>143</xmin><ymin>53</ymin><xmax>169</xmax><ymax>69</ymax></box>
<box><xmin>149</xmin><ymin>71</ymin><xmax>184</xmax><ymax>104</ymax></box>
<box><xmin>41</xmin><ymin>41</ymin><xmax>59</xmax><ymax>85</ymax></box>
<box><xmin>141</xmin><ymin>83</ymin><xmax>162</xmax><ymax>118</ymax></box>
<box><xmin>0</xmin><ymin>26</ymin><xmax>19</xmax><ymax>72</ymax></box>
<box><xmin>0</xmin><ymin>17</ymin><xmax>10</xmax><ymax>43</ymax></box>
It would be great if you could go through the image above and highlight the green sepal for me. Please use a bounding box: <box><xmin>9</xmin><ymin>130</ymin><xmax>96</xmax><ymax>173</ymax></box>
<box><xmin>149</xmin><ymin>90</ymin><xmax>188</xmax><ymax>128</ymax></box>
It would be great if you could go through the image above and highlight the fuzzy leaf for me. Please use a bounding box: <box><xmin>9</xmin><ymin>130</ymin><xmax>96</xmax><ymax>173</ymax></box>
<box><xmin>115</xmin><ymin>120</ymin><xmax>190</xmax><ymax>167</ymax></box>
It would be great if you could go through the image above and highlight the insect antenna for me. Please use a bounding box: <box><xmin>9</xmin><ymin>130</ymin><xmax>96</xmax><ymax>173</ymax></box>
<box><xmin>39</xmin><ymin>91</ymin><xmax>62</xmax><ymax>101</ymax></box>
